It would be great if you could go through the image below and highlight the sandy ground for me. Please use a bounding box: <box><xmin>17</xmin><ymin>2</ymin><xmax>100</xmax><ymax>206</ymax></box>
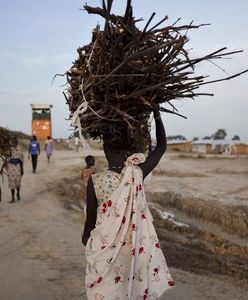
<box><xmin>0</xmin><ymin>150</ymin><xmax>247</xmax><ymax>300</ymax></box>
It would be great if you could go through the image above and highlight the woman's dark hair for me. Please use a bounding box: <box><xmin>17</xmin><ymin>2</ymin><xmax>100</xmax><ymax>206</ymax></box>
<box><xmin>101</xmin><ymin>124</ymin><xmax>130</xmax><ymax>151</ymax></box>
<box><xmin>85</xmin><ymin>155</ymin><xmax>95</xmax><ymax>166</ymax></box>
<box><xmin>101</xmin><ymin>123</ymin><xmax>149</xmax><ymax>154</ymax></box>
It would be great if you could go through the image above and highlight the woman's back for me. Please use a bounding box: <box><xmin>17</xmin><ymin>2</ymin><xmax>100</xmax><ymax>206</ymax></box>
<box><xmin>92</xmin><ymin>170</ymin><xmax>123</xmax><ymax>205</ymax></box>
<box><xmin>83</xmin><ymin>113</ymin><xmax>174</xmax><ymax>299</ymax></box>
<box><xmin>85</xmin><ymin>155</ymin><xmax>174</xmax><ymax>299</ymax></box>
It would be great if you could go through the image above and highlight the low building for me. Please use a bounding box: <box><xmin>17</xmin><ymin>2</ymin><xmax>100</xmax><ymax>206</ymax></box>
<box><xmin>230</xmin><ymin>143</ymin><xmax>248</xmax><ymax>155</ymax></box>
<box><xmin>167</xmin><ymin>139</ymin><xmax>192</xmax><ymax>152</ymax></box>
<box><xmin>211</xmin><ymin>140</ymin><xmax>231</xmax><ymax>154</ymax></box>
<box><xmin>192</xmin><ymin>140</ymin><xmax>212</xmax><ymax>154</ymax></box>
<box><xmin>192</xmin><ymin>139</ymin><xmax>248</xmax><ymax>155</ymax></box>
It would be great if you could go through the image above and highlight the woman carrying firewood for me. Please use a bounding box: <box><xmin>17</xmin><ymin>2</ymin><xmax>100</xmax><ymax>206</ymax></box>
<box><xmin>62</xmin><ymin>0</ymin><xmax>248</xmax><ymax>297</ymax></box>
<box><xmin>82</xmin><ymin>109</ymin><xmax>174</xmax><ymax>299</ymax></box>
<box><xmin>4</xmin><ymin>137</ymin><xmax>24</xmax><ymax>203</ymax></box>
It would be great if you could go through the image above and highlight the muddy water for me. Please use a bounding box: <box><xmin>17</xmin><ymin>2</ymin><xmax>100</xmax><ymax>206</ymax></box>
<box><xmin>150</xmin><ymin>201</ymin><xmax>246</xmax><ymax>247</ymax></box>
<box><xmin>147</xmin><ymin>192</ymin><xmax>248</xmax><ymax>280</ymax></box>
<box><xmin>147</xmin><ymin>190</ymin><xmax>248</xmax><ymax>238</ymax></box>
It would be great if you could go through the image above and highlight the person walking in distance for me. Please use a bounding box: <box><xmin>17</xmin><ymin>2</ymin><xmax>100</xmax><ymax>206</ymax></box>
<box><xmin>28</xmin><ymin>135</ymin><xmax>40</xmax><ymax>173</ymax></box>
<box><xmin>44</xmin><ymin>136</ymin><xmax>53</xmax><ymax>163</ymax></box>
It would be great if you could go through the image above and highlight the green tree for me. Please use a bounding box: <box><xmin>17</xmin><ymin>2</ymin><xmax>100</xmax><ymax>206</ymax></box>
<box><xmin>232</xmin><ymin>135</ymin><xmax>240</xmax><ymax>140</ymax></box>
<box><xmin>167</xmin><ymin>135</ymin><xmax>187</xmax><ymax>141</ymax></box>
<box><xmin>213</xmin><ymin>129</ymin><xmax>227</xmax><ymax>140</ymax></box>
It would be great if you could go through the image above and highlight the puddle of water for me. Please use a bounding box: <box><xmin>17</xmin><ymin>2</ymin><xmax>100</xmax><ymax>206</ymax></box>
<box><xmin>148</xmin><ymin>200</ymin><xmax>248</xmax><ymax>247</ymax></box>
<box><xmin>150</xmin><ymin>203</ymin><xmax>189</xmax><ymax>228</ymax></box>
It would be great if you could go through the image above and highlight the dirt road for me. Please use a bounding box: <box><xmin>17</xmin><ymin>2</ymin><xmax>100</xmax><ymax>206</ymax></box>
<box><xmin>0</xmin><ymin>150</ymin><xmax>247</xmax><ymax>300</ymax></box>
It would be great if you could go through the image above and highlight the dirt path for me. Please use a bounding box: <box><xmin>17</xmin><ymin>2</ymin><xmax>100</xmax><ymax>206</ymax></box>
<box><xmin>0</xmin><ymin>150</ymin><xmax>247</xmax><ymax>300</ymax></box>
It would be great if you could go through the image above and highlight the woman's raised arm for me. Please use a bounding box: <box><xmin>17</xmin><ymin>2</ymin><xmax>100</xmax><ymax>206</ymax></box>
<box><xmin>140</xmin><ymin>110</ymin><xmax>167</xmax><ymax>178</ymax></box>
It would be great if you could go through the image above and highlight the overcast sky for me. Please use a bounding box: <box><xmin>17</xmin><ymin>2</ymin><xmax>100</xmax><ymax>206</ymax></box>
<box><xmin>0</xmin><ymin>0</ymin><xmax>248</xmax><ymax>140</ymax></box>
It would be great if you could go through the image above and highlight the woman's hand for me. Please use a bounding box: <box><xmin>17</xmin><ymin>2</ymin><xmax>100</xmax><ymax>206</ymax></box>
<box><xmin>82</xmin><ymin>235</ymin><xmax>89</xmax><ymax>246</ymax></box>
<box><xmin>153</xmin><ymin>108</ymin><xmax>161</xmax><ymax>120</ymax></box>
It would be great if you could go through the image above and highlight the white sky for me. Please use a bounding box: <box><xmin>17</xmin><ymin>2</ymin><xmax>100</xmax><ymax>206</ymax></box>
<box><xmin>0</xmin><ymin>0</ymin><xmax>248</xmax><ymax>140</ymax></box>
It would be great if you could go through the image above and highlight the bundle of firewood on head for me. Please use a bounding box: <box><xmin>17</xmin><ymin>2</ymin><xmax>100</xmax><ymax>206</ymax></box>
<box><xmin>0</xmin><ymin>127</ymin><xmax>15</xmax><ymax>164</ymax></box>
<box><xmin>63</xmin><ymin>0</ymin><xmax>247</xmax><ymax>152</ymax></box>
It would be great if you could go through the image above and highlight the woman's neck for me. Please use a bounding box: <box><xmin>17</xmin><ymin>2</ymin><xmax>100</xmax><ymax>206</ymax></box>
<box><xmin>107</xmin><ymin>158</ymin><xmax>125</xmax><ymax>173</ymax></box>
<box><xmin>104</xmin><ymin>148</ymin><xmax>127</xmax><ymax>173</ymax></box>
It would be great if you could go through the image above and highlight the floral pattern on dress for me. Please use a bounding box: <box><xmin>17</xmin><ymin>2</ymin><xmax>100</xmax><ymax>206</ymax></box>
<box><xmin>6</xmin><ymin>147</ymin><xmax>24</xmax><ymax>189</ymax></box>
<box><xmin>86</xmin><ymin>153</ymin><xmax>174</xmax><ymax>299</ymax></box>
<box><xmin>92</xmin><ymin>171</ymin><xmax>122</xmax><ymax>205</ymax></box>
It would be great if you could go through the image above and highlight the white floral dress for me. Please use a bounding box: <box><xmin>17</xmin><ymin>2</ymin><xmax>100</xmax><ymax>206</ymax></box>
<box><xmin>85</xmin><ymin>154</ymin><xmax>174</xmax><ymax>300</ymax></box>
<box><xmin>7</xmin><ymin>147</ymin><xmax>24</xmax><ymax>189</ymax></box>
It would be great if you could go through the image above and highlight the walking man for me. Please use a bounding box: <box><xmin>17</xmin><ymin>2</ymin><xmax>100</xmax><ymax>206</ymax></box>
<box><xmin>28</xmin><ymin>135</ymin><xmax>40</xmax><ymax>173</ymax></box>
